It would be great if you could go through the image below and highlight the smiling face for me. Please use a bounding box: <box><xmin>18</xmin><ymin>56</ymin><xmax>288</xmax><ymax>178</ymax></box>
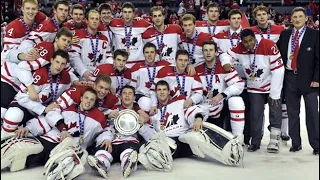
<box><xmin>93</xmin><ymin>80</ymin><xmax>110</xmax><ymax>100</ymax></box>
<box><xmin>100</xmin><ymin>9</ymin><xmax>112</xmax><ymax>24</ymax></box>
<box><xmin>156</xmin><ymin>84</ymin><xmax>169</xmax><ymax>103</ymax></box>
<box><xmin>80</xmin><ymin>91</ymin><xmax>97</xmax><ymax>111</ymax></box>
<box><xmin>21</xmin><ymin>2</ymin><xmax>38</xmax><ymax>22</ymax></box>
<box><xmin>144</xmin><ymin>47</ymin><xmax>156</xmax><ymax>65</ymax></box>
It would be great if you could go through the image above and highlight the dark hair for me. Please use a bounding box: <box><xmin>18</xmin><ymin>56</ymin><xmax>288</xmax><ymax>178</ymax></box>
<box><xmin>175</xmin><ymin>49</ymin><xmax>189</xmax><ymax>60</ymax></box>
<box><xmin>56</xmin><ymin>27</ymin><xmax>73</xmax><ymax>39</ymax></box>
<box><xmin>95</xmin><ymin>74</ymin><xmax>112</xmax><ymax>85</ymax></box>
<box><xmin>120</xmin><ymin>85</ymin><xmax>136</xmax><ymax>95</ymax></box>
<box><xmin>82</xmin><ymin>87</ymin><xmax>98</xmax><ymax>102</ymax></box>
<box><xmin>113</xmin><ymin>49</ymin><xmax>129</xmax><ymax>60</ymax></box>
<box><xmin>228</xmin><ymin>9</ymin><xmax>242</xmax><ymax>19</ymax></box>
<box><xmin>143</xmin><ymin>42</ymin><xmax>157</xmax><ymax>53</ymax></box>
<box><xmin>71</xmin><ymin>4</ymin><xmax>84</xmax><ymax>14</ymax></box>
<box><xmin>240</xmin><ymin>28</ymin><xmax>256</xmax><ymax>41</ymax></box>
<box><xmin>206</xmin><ymin>2</ymin><xmax>220</xmax><ymax>13</ymax></box>
<box><xmin>202</xmin><ymin>40</ymin><xmax>218</xmax><ymax>52</ymax></box>
<box><xmin>54</xmin><ymin>0</ymin><xmax>69</xmax><ymax>10</ymax></box>
<box><xmin>155</xmin><ymin>80</ymin><xmax>169</xmax><ymax>91</ymax></box>
<box><xmin>98</xmin><ymin>3</ymin><xmax>112</xmax><ymax>14</ymax></box>
<box><xmin>121</xmin><ymin>2</ymin><xmax>135</xmax><ymax>12</ymax></box>
<box><xmin>53</xmin><ymin>49</ymin><xmax>69</xmax><ymax>63</ymax></box>
<box><xmin>292</xmin><ymin>7</ymin><xmax>307</xmax><ymax>16</ymax></box>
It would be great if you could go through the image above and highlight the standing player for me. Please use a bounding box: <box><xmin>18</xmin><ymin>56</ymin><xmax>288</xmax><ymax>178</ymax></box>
<box><xmin>221</xmin><ymin>29</ymin><xmax>284</xmax><ymax>153</ymax></box>
<box><xmin>142</xmin><ymin>6</ymin><xmax>183</xmax><ymax>65</ymax></box>
<box><xmin>180</xmin><ymin>14</ymin><xmax>212</xmax><ymax>66</ymax></box>
<box><xmin>69</xmin><ymin>10</ymin><xmax>110</xmax><ymax>81</ymax></box>
<box><xmin>109</xmin><ymin>2</ymin><xmax>151</xmax><ymax>67</ymax></box>
<box><xmin>195</xmin><ymin>2</ymin><xmax>230</xmax><ymax>36</ymax></box>
<box><xmin>196</xmin><ymin>41</ymin><xmax>245</xmax><ymax>135</ymax></box>
<box><xmin>63</xmin><ymin>4</ymin><xmax>87</xmax><ymax>31</ymax></box>
<box><xmin>131</xmin><ymin>43</ymin><xmax>170</xmax><ymax>112</ymax></box>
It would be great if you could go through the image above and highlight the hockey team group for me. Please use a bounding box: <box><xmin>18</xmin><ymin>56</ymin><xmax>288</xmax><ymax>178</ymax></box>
<box><xmin>1</xmin><ymin>0</ymin><xmax>319</xmax><ymax>179</ymax></box>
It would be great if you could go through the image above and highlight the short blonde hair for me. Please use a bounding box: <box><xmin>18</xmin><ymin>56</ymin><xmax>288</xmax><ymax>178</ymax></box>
<box><xmin>253</xmin><ymin>5</ymin><xmax>268</xmax><ymax>17</ymax></box>
<box><xmin>22</xmin><ymin>0</ymin><xmax>38</xmax><ymax>7</ymax></box>
<box><xmin>151</xmin><ymin>6</ymin><xmax>164</xmax><ymax>16</ymax></box>
<box><xmin>180</xmin><ymin>13</ymin><xmax>196</xmax><ymax>25</ymax></box>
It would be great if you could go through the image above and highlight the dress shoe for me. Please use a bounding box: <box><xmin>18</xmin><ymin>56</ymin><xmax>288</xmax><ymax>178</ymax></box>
<box><xmin>289</xmin><ymin>146</ymin><xmax>302</xmax><ymax>152</ymax></box>
<box><xmin>313</xmin><ymin>149</ymin><xmax>319</xmax><ymax>155</ymax></box>
<box><xmin>281</xmin><ymin>134</ymin><xmax>290</xmax><ymax>141</ymax></box>
<box><xmin>247</xmin><ymin>144</ymin><xmax>260</xmax><ymax>152</ymax></box>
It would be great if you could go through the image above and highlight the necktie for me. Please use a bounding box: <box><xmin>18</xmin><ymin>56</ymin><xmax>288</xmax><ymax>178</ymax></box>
<box><xmin>291</xmin><ymin>30</ymin><xmax>300</xmax><ymax>70</ymax></box>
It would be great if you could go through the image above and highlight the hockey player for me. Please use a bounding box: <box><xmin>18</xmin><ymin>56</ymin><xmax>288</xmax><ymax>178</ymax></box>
<box><xmin>131</xmin><ymin>42</ymin><xmax>170</xmax><ymax>112</ymax></box>
<box><xmin>69</xmin><ymin>9</ymin><xmax>111</xmax><ymax>81</ymax></box>
<box><xmin>251</xmin><ymin>5</ymin><xmax>289</xmax><ymax>141</ymax></box>
<box><xmin>220</xmin><ymin>29</ymin><xmax>284</xmax><ymax>153</ymax></box>
<box><xmin>1</xmin><ymin>50</ymin><xmax>72</xmax><ymax>136</ymax></box>
<box><xmin>142</xmin><ymin>6</ymin><xmax>183</xmax><ymax>65</ymax></box>
<box><xmin>87</xmin><ymin>85</ymin><xmax>155</xmax><ymax>178</ymax></box>
<box><xmin>180</xmin><ymin>14</ymin><xmax>212</xmax><ymax>66</ymax></box>
<box><xmin>251</xmin><ymin>5</ymin><xmax>285</xmax><ymax>43</ymax></box>
<box><xmin>18</xmin><ymin>0</ymin><xmax>69</xmax><ymax>52</ymax></box>
<box><xmin>138</xmin><ymin>80</ymin><xmax>244</xmax><ymax>171</ymax></box>
<box><xmin>98</xmin><ymin>3</ymin><xmax>113</xmax><ymax>47</ymax></box>
<box><xmin>92</xmin><ymin>49</ymin><xmax>134</xmax><ymax>96</ymax></box>
<box><xmin>195</xmin><ymin>40</ymin><xmax>245</xmax><ymax>135</ymax></box>
<box><xmin>109</xmin><ymin>2</ymin><xmax>151</xmax><ymax>67</ymax></box>
<box><xmin>1</xmin><ymin>88</ymin><xmax>109</xmax><ymax>180</ymax></box>
<box><xmin>195</xmin><ymin>2</ymin><xmax>230</xmax><ymax>36</ymax></box>
<box><xmin>154</xmin><ymin>50</ymin><xmax>203</xmax><ymax>108</ymax></box>
<box><xmin>63</xmin><ymin>4</ymin><xmax>87</xmax><ymax>31</ymax></box>
<box><xmin>1</xmin><ymin>0</ymin><xmax>47</xmax><ymax>64</ymax></box>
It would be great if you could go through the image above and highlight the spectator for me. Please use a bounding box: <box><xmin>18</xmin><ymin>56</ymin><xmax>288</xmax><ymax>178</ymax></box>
<box><xmin>231</xmin><ymin>2</ymin><xmax>240</xmax><ymax>9</ymax></box>
<box><xmin>177</xmin><ymin>2</ymin><xmax>186</xmax><ymax>17</ymax></box>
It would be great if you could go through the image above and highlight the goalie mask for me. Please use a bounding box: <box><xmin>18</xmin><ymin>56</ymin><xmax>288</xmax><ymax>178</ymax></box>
<box><xmin>179</xmin><ymin>122</ymin><xmax>244</xmax><ymax>166</ymax></box>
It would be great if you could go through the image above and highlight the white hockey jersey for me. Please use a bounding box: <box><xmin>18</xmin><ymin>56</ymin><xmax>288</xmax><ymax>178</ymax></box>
<box><xmin>109</xmin><ymin>18</ymin><xmax>151</xmax><ymax>66</ymax></box>
<box><xmin>221</xmin><ymin>39</ymin><xmax>284</xmax><ymax>99</ymax></box>
<box><xmin>142</xmin><ymin>24</ymin><xmax>183</xmax><ymax>64</ymax></box>
<box><xmin>195</xmin><ymin>61</ymin><xmax>244</xmax><ymax>116</ymax></box>
<box><xmin>181</xmin><ymin>31</ymin><xmax>212</xmax><ymax>66</ymax></box>
<box><xmin>69</xmin><ymin>29</ymin><xmax>110</xmax><ymax>77</ymax></box>
<box><xmin>150</xmin><ymin>96</ymin><xmax>209</xmax><ymax>137</ymax></box>
<box><xmin>1</xmin><ymin>61</ymin><xmax>21</xmax><ymax>92</ymax></box>
<box><xmin>15</xmin><ymin>66</ymin><xmax>71</xmax><ymax>115</ymax></box>
<box><xmin>26</xmin><ymin>105</ymin><xmax>110</xmax><ymax>149</ymax></box>
<box><xmin>155</xmin><ymin>66</ymin><xmax>203</xmax><ymax>104</ymax></box>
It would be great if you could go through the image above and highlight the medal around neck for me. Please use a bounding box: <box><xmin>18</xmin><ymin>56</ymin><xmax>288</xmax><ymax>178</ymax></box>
<box><xmin>114</xmin><ymin>109</ymin><xmax>140</xmax><ymax>136</ymax></box>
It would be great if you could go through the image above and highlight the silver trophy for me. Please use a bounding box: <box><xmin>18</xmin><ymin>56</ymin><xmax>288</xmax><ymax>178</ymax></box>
<box><xmin>114</xmin><ymin>109</ymin><xmax>140</xmax><ymax>136</ymax></box>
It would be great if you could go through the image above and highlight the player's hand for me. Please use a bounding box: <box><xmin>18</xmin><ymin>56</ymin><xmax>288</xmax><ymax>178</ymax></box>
<box><xmin>192</xmin><ymin>118</ymin><xmax>203</xmax><ymax>132</ymax></box>
<box><xmin>45</xmin><ymin>103</ymin><xmax>59</xmax><ymax>113</ymax></box>
<box><xmin>60</xmin><ymin>130</ymin><xmax>72</xmax><ymax>141</ymax></box>
<box><xmin>186</xmin><ymin>64</ymin><xmax>196</xmax><ymax>76</ymax></box>
<box><xmin>83</xmin><ymin>71</ymin><xmax>93</xmax><ymax>81</ymax></box>
<box><xmin>310</xmin><ymin>81</ymin><xmax>319</xmax><ymax>87</ymax></box>
<box><xmin>138</xmin><ymin>115</ymin><xmax>145</xmax><ymax>125</ymax></box>
<box><xmin>108</xmin><ymin>110</ymin><xmax>119</xmax><ymax>119</ymax></box>
<box><xmin>183</xmin><ymin>98</ymin><xmax>193</xmax><ymax>108</ymax></box>
<box><xmin>110</xmin><ymin>86</ymin><xmax>117</xmax><ymax>95</ymax></box>
<box><xmin>27</xmin><ymin>85</ymin><xmax>40</xmax><ymax>101</ymax></box>
<box><xmin>211</xmin><ymin>93</ymin><xmax>224</xmax><ymax>105</ymax></box>
<box><xmin>149</xmin><ymin>106</ymin><xmax>157</xmax><ymax>116</ymax></box>
<box><xmin>222</xmin><ymin>64</ymin><xmax>233</xmax><ymax>72</ymax></box>
<box><xmin>27</xmin><ymin>48</ymin><xmax>41</xmax><ymax>61</ymax></box>
<box><xmin>100</xmin><ymin>139</ymin><xmax>112</xmax><ymax>153</ymax></box>
<box><xmin>268</xmin><ymin>97</ymin><xmax>281</xmax><ymax>106</ymax></box>
<box><xmin>15</xmin><ymin>127</ymin><xmax>30</xmax><ymax>138</ymax></box>
<box><xmin>71</xmin><ymin>36</ymin><xmax>80</xmax><ymax>44</ymax></box>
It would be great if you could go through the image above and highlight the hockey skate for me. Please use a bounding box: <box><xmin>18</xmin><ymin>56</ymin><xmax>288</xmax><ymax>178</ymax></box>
<box><xmin>1</xmin><ymin>135</ymin><xmax>43</xmax><ymax>172</ymax></box>
<box><xmin>123</xmin><ymin>150</ymin><xmax>138</xmax><ymax>178</ymax></box>
<box><xmin>267</xmin><ymin>127</ymin><xmax>281</xmax><ymax>153</ymax></box>
<box><xmin>87</xmin><ymin>155</ymin><xmax>108</xmax><ymax>179</ymax></box>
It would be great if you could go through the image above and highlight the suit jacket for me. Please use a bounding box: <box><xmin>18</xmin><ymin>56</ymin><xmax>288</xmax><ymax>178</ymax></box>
<box><xmin>277</xmin><ymin>27</ymin><xmax>319</xmax><ymax>94</ymax></box>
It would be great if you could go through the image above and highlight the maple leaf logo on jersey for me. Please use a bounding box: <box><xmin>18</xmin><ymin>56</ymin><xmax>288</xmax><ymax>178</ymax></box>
<box><xmin>121</xmin><ymin>37</ymin><xmax>138</xmax><ymax>46</ymax></box>
<box><xmin>161</xmin><ymin>47</ymin><xmax>173</xmax><ymax>57</ymax></box>
<box><xmin>68</xmin><ymin>121</ymin><xmax>78</xmax><ymax>129</ymax></box>
<box><xmin>245</xmin><ymin>68</ymin><xmax>252</xmax><ymax>76</ymax></box>
<box><xmin>40</xmin><ymin>94</ymin><xmax>49</xmax><ymax>103</ymax></box>
<box><xmin>145</xmin><ymin>81</ymin><xmax>153</xmax><ymax>88</ymax></box>
<box><xmin>172</xmin><ymin>114</ymin><xmax>179</xmax><ymax>124</ymax></box>
<box><xmin>256</xmin><ymin>69</ymin><xmax>264</xmax><ymax>78</ymax></box>
<box><xmin>160</xmin><ymin>112</ymin><xmax>172</xmax><ymax>128</ymax></box>
<box><xmin>171</xmin><ymin>86</ymin><xmax>187</xmax><ymax>97</ymax></box>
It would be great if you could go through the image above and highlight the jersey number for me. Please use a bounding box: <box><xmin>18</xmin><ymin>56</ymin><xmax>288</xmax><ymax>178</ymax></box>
<box><xmin>7</xmin><ymin>28</ymin><xmax>14</xmax><ymax>37</ymax></box>
<box><xmin>33</xmin><ymin>75</ymin><xmax>41</xmax><ymax>84</ymax></box>
<box><xmin>38</xmin><ymin>46</ymin><xmax>48</xmax><ymax>57</ymax></box>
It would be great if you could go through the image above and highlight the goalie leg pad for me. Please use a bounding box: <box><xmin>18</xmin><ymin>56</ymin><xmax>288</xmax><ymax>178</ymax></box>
<box><xmin>138</xmin><ymin>132</ymin><xmax>175</xmax><ymax>172</ymax></box>
<box><xmin>45</xmin><ymin>149</ymin><xmax>86</xmax><ymax>180</ymax></box>
<box><xmin>179</xmin><ymin>122</ymin><xmax>244</xmax><ymax>166</ymax></box>
<box><xmin>1</xmin><ymin>136</ymin><xmax>43</xmax><ymax>172</ymax></box>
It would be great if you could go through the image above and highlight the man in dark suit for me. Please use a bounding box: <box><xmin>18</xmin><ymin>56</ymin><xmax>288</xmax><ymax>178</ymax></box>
<box><xmin>277</xmin><ymin>7</ymin><xmax>319</xmax><ymax>155</ymax></box>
